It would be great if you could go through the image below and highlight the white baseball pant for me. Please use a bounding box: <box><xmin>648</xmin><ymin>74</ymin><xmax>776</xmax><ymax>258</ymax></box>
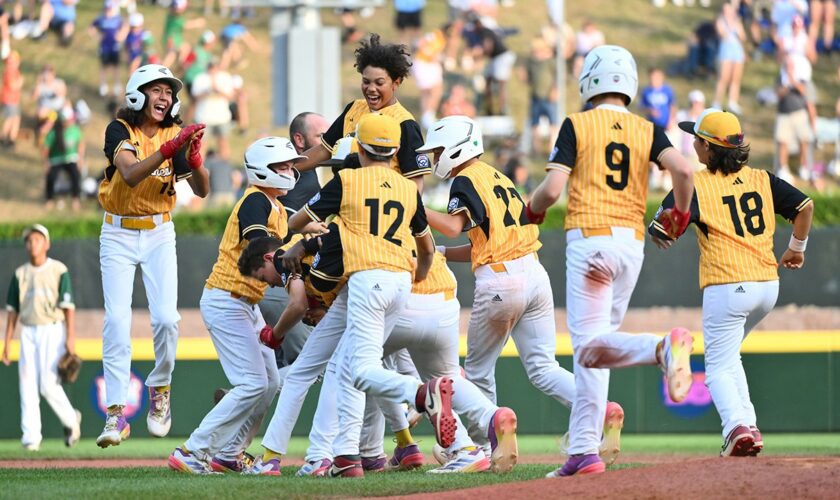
<box><xmin>184</xmin><ymin>287</ymin><xmax>279</xmax><ymax>462</ymax></box>
<box><xmin>100</xmin><ymin>220</ymin><xmax>179</xmax><ymax>407</ymax></box>
<box><xmin>703</xmin><ymin>280</ymin><xmax>778</xmax><ymax>439</ymax></box>
<box><xmin>465</xmin><ymin>253</ymin><xmax>576</xmax><ymax>409</ymax></box>
<box><xmin>359</xmin><ymin>350</ymin><xmax>419</xmax><ymax>458</ymax></box>
<box><xmin>18</xmin><ymin>321</ymin><xmax>78</xmax><ymax>447</ymax></box>
<box><xmin>565</xmin><ymin>228</ymin><xmax>661</xmax><ymax>455</ymax></box>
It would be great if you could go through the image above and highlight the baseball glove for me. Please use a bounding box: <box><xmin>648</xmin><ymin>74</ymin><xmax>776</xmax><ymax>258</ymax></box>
<box><xmin>57</xmin><ymin>352</ymin><xmax>82</xmax><ymax>384</ymax></box>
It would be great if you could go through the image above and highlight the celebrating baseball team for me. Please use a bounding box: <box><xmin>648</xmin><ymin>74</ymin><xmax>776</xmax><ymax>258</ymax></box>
<box><xmin>7</xmin><ymin>30</ymin><xmax>813</xmax><ymax>478</ymax></box>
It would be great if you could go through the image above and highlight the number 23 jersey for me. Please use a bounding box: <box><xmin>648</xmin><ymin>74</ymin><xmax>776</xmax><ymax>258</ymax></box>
<box><xmin>447</xmin><ymin>161</ymin><xmax>540</xmax><ymax>271</ymax></box>
<box><xmin>649</xmin><ymin>166</ymin><xmax>811</xmax><ymax>289</ymax></box>
<box><xmin>548</xmin><ymin>106</ymin><xmax>672</xmax><ymax>234</ymax></box>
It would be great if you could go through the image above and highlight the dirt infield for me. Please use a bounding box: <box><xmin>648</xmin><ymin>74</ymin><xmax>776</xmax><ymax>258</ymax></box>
<box><xmin>391</xmin><ymin>456</ymin><xmax>840</xmax><ymax>500</ymax></box>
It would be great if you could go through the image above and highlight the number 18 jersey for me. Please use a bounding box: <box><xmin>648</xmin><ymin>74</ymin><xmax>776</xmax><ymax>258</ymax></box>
<box><xmin>548</xmin><ymin>106</ymin><xmax>672</xmax><ymax>234</ymax></box>
<box><xmin>447</xmin><ymin>161</ymin><xmax>540</xmax><ymax>271</ymax></box>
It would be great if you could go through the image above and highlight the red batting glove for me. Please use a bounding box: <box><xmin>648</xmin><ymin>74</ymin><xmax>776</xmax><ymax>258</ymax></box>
<box><xmin>258</xmin><ymin>325</ymin><xmax>283</xmax><ymax>350</ymax></box>
<box><xmin>186</xmin><ymin>131</ymin><xmax>203</xmax><ymax>170</ymax></box>
<box><xmin>159</xmin><ymin>123</ymin><xmax>205</xmax><ymax>159</ymax></box>
<box><xmin>525</xmin><ymin>201</ymin><xmax>546</xmax><ymax>225</ymax></box>
<box><xmin>659</xmin><ymin>207</ymin><xmax>691</xmax><ymax>239</ymax></box>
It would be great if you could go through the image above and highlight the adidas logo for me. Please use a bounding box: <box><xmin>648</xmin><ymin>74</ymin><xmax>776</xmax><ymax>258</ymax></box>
<box><xmin>735</xmin><ymin>285</ymin><xmax>745</xmax><ymax>294</ymax></box>
<box><xmin>611</xmin><ymin>122</ymin><xmax>622</xmax><ymax>130</ymax></box>
<box><xmin>491</xmin><ymin>294</ymin><xmax>502</xmax><ymax>302</ymax></box>
<box><xmin>372</xmin><ymin>283</ymin><xmax>382</xmax><ymax>291</ymax></box>
<box><xmin>380</xmin><ymin>181</ymin><xmax>392</xmax><ymax>188</ymax></box>
<box><xmin>733</xmin><ymin>177</ymin><xmax>744</xmax><ymax>185</ymax></box>
<box><xmin>493</xmin><ymin>172</ymin><xmax>501</xmax><ymax>179</ymax></box>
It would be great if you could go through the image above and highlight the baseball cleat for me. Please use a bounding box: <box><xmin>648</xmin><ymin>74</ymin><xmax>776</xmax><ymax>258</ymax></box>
<box><xmin>362</xmin><ymin>454</ymin><xmax>387</xmax><ymax>472</ymax></box>
<box><xmin>431</xmin><ymin>443</ymin><xmax>451</xmax><ymax>465</ymax></box>
<box><xmin>749</xmin><ymin>426</ymin><xmax>763</xmax><ymax>456</ymax></box>
<box><xmin>168</xmin><ymin>447</ymin><xmax>219</xmax><ymax>475</ymax></box>
<box><xmin>147</xmin><ymin>387</ymin><xmax>172</xmax><ymax>437</ymax></box>
<box><xmin>428</xmin><ymin>448</ymin><xmax>490</xmax><ymax>474</ymax></box>
<box><xmin>415</xmin><ymin>377</ymin><xmax>457</xmax><ymax>448</ymax></box>
<box><xmin>64</xmin><ymin>409</ymin><xmax>82</xmax><ymax>448</ymax></box>
<box><xmin>385</xmin><ymin>444</ymin><xmax>424</xmax><ymax>471</ymax></box>
<box><xmin>296</xmin><ymin>458</ymin><xmax>332</xmax><ymax>477</ymax></box>
<box><xmin>211</xmin><ymin>453</ymin><xmax>253</xmax><ymax>473</ymax></box>
<box><xmin>721</xmin><ymin>425</ymin><xmax>755</xmax><ymax>457</ymax></box>
<box><xmin>96</xmin><ymin>410</ymin><xmax>130</xmax><ymax>448</ymax></box>
<box><xmin>242</xmin><ymin>457</ymin><xmax>282</xmax><ymax>476</ymax></box>
<box><xmin>23</xmin><ymin>443</ymin><xmax>40</xmax><ymax>452</ymax></box>
<box><xmin>488</xmin><ymin>407</ymin><xmax>518</xmax><ymax>473</ymax></box>
<box><xmin>661</xmin><ymin>327</ymin><xmax>693</xmax><ymax>403</ymax></box>
<box><xmin>600</xmin><ymin>401</ymin><xmax>624</xmax><ymax>465</ymax></box>
<box><xmin>547</xmin><ymin>454</ymin><xmax>605</xmax><ymax>477</ymax></box>
<box><xmin>328</xmin><ymin>455</ymin><xmax>364</xmax><ymax>478</ymax></box>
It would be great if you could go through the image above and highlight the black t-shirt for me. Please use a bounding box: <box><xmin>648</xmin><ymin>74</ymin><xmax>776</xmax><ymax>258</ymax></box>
<box><xmin>479</xmin><ymin>26</ymin><xmax>507</xmax><ymax>58</ymax></box>
<box><xmin>278</xmin><ymin>170</ymin><xmax>319</xmax><ymax>213</ymax></box>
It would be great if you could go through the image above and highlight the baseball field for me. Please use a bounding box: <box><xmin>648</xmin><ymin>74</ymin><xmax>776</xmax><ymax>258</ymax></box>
<box><xmin>2</xmin><ymin>435</ymin><xmax>839</xmax><ymax>498</ymax></box>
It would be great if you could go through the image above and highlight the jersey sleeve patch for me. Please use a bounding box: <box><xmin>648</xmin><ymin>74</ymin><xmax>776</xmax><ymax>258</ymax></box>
<box><xmin>397</xmin><ymin>120</ymin><xmax>431</xmax><ymax>177</ymax></box>
<box><xmin>303</xmin><ymin>176</ymin><xmax>342</xmax><ymax>223</ymax></box>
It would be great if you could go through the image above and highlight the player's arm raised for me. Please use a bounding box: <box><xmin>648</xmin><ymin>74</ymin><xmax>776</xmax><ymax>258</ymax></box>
<box><xmin>110</xmin><ymin>122</ymin><xmax>205</xmax><ymax>188</ymax></box>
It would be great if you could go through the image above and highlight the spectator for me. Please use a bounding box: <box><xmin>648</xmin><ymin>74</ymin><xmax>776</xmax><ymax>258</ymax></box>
<box><xmin>779</xmin><ymin>15</ymin><xmax>815</xmax><ymax>62</ymax></box>
<box><xmin>573</xmin><ymin>20</ymin><xmax>604</xmax><ymax>78</ymax></box>
<box><xmin>31</xmin><ymin>65</ymin><xmax>66</xmax><ymax>126</ymax></box>
<box><xmin>89</xmin><ymin>0</ymin><xmax>126</xmax><ymax>100</ymax></box>
<box><xmin>219</xmin><ymin>21</ymin><xmax>258</xmax><ymax>70</ymax></box>
<box><xmin>191</xmin><ymin>61</ymin><xmax>233</xmax><ymax>160</ymax></box>
<box><xmin>1</xmin><ymin>50</ymin><xmax>23</xmax><ymax>147</ymax></box>
<box><xmin>203</xmin><ymin>0</ymin><xmax>229</xmax><ymax>18</ymax></box>
<box><xmin>472</xmin><ymin>15</ymin><xmax>516</xmax><ymax>115</ymax></box>
<box><xmin>496</xmin><ymin>133</ymin><xmax>530</xmax><ymax>194</ymax></box>
<box><xmin>685</xmin><ymin>20</ymin><xmax>718</xmax><ymax>77</ymax></box>
<box><xmin>770</xmin><ymin>0</ymin><xmax>808</xmax><ymax>48</ymax></box>
<box><xmin>808</xmin><ymin>0</ymin><xmax>836</xmax><ymax>54</ymax></box>
<box><xmin>523</xmin><ymin>36</ymin><xmax>558</xmax><ymax>155</ymax></box>
<box><xmin>204</xmin><ymin>148</ymin><xmax>233</xmax><ymax>207</ymax></box>
<box><xmin>394</xmin><ymin>0</ymin><xmax>425</xmax><ymax>44</ymax></box>
<box><xmin>440</xmin><ymin>82</ymin><xmax>476</xmax><ymax>118</ymax></box>
<box><xmin>640</xmin><ymin>67</ymin><xmax>677</xmax><ymax>130</ymax></box>
<box><xmin>124</xmin><ymin>12</ymin><xmax>145</xmax><ymax>73</ymax></box>
<box><xmin>775</xmin><ymin>53</ymin><xmax>815</xmax><ymax>184</ymax></box>
<box><xmin>31</xmin><ymin>0</ymin><xmax>78</xmax><ymax>46</ymax></box>
<box><xmin>162</xmin><ymin>0</ymin><xmax>204</xmax><ymax>67</ymax></box>
<box><xmin>182</xmin><ymin>30</ymin><xmax>215</xmax><ymax>97</ymax></box>
<box><xmin>42</xmin><ymin>107</ymin><xmax>82</xmax><ymax>211</ymax></box>
<box><xmin>674</xmin><ymin>89</ymin><xmax>707</xmax><ymax>167</ymax></box>
<box><xmin>411</xmin><ymin>28</ymin><xmax>445</xmax><ymax>129</ymax></box>
<box><xmin>713</xmin><ymin>1</ymin><xmax>746</xmax><ymax>114</ymax></box>
<box><xmin>228</xmin><ymin>73</ymin><xmax>248</xmax><ymax>133</ymax></box>
<box><xmin>0</xmin><ymin>3</ymin><xmax>10</xmax><ymax>59</ymax></box>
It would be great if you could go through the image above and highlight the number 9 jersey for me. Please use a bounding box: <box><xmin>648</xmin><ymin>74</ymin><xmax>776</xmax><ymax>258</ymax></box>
<box><xmin>649</xmin><ymin>167</ymin><xmax>812</xmax><ymax>289</ymax></box>
<box><xmin>548</xmin><ymin>107</ymin><xmax>673</xmax><ymax>235</ymax></box>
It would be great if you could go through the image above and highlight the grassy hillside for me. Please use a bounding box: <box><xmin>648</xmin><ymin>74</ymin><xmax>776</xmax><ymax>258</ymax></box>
<box><xmin>0</xmin><ymin>0</ymin><xmax>836</xmax><ymax>224</ymax></box>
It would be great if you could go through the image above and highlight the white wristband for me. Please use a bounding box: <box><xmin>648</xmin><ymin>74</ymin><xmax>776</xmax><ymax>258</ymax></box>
<box><xmin>435</xmin><ymin>245</ymin><xmax>447</xmax><ymax>256</ymax></box>
<box><xmin>788</xmin><ymin>234</ymin><xmax>807</xmax><ymax>252</ymax></box>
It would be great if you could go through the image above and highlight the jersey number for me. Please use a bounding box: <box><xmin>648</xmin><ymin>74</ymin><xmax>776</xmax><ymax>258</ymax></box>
<box><xmin>722</xmin><ymin>192</ymin><xmax>765</xmax><ymax>237</ymax></box>
<box><xmin>365</xmin><ymin>199</ymin><xmax>405</xmax><ymax>245</ymax></box>
<box><xmin>493</xmin><ymin>185</ymin><xmax>528</xmax><ymax>227</ymax></box>
<box><xmin>605</xmin><ymin>142</ymin><xmax>630</xmax><ymax>191</ymax></box>
<box><xmin>158</xmin><ymin>177</ymin><xmax>176</xmax><ymax>197</ymax></box>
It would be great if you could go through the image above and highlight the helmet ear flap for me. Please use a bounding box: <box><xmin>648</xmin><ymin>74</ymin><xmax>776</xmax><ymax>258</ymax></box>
<box><xmin>125</xmin><ymin>90</ymin><xmax>145</xmax><ymax>111</ymax></box>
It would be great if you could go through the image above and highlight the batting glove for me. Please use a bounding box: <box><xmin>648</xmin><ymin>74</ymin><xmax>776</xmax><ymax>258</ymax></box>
<box><xmin>525</xmin><ymin>201</ymin><xmax>546</xmax><ymax>224</ymax></box>
<box><xmin>159</xmin><ymin>123</ymin><xmax>205</xmax><ymax>160</ymax></box>
<box><xmin>258</xmin><ymin>325</ymin><xmax>283</xmax><ymax>350</ymax></box>
<box><xmin>186</xmin><ymin>131</ymin><xmax>204</xmax><ymax>170</ymax></box>
<box><xmin>658</xmin><ymin>207</ymin><xmax>691</xmax><ymax>239</ymax></box>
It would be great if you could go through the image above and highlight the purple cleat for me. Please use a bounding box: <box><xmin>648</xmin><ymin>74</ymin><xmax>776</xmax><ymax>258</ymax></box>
<box><xmin>546</xmin><ymin>454</ymin><xmax>605</xmax><ymax>477</ymax></box>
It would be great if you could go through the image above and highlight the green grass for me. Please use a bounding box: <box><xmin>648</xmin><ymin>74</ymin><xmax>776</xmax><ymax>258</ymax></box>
<box><xmin>0</xmin><ymin>435</ymin><xmax>837</xmax><ymax>498</ymax></box>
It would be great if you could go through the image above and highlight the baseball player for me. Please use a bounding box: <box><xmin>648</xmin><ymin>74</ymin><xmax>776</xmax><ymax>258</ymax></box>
<box><xmin>2</xmin><ymin>224</ymin><xmax>81</xmax><ymax>451</ymax></box>
<box><xmin>96</xmin><ymin>64</ymin><xmax>209</xmax><ymax>448</ymax></box>
<box><xmin>649</xmin><ymin>109</ymin><xmax>814</xmax><ymax>457</ymax></box>
<box><xmin>420</xmin><ymin>115</ymin><xmax>575</xmax><ymax>452</ymax></box>
<box><xmin>292</xmin><ymin>33</ymin><xmax>431</xmax><ymax>190</ymax></box>
<box><xmin>287</xmin><ymin>113</ymin><xmax>455</xmax><ymax>477</ymax></box>
<box><xmin>168</xmin><ymin>136</ymin><xmax>306</xmax><ymax>474</ymax></box>
<box><xmin>523</xmin><ymin>45</ymin><xmax>696</xmax><ymax>477</ymax></box>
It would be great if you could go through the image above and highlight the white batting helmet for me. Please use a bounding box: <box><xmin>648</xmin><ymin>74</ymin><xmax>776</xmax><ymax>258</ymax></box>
<box><xmin>579</xmin><ymin>45</ymin><xmax>638</xmax><ymax>104</ymax></box>
<box><xmin>416</xmin><ymin>115</ymin><xmax>484</xmax><ymax>180</ymax></box>
<box><xmin>244</xmin><ymin>137</ymin><xmax>306</xmax><ymax>190</ymax></box>
<box><xmin>125</xmin><ymin>64</ymin><xmax>184</xmax><ymax>117</ymax></box>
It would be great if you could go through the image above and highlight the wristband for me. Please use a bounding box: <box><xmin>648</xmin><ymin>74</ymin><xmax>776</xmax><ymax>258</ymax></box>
<box><xmin>788</xmin><ymin>234</ymin><xmax>807</xmax><ymax>252</ymax></box>
<box><xmin>435</xmin><ymin>245</ymin><xmax>446</xmax><ymax>256</ymax></box>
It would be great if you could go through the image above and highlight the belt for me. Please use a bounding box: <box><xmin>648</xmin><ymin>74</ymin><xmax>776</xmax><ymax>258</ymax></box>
<box><xmin>230</xmin><ymin>292</ymin><xmax>259</xmax><ymax>306</ymax></box>
<box><xmin>488</xmin><ymin>253</ymin><xmax>538</xmax><ymax>274</ymax></box>
<box><xmin>581</xmin><ymin>227</ymin><xmax>645</xmax><ymax>241</ymax></box>
<box><xmin>104</xmin><ymin>212</ymin><xmax>171</xmax><ymax>230</ymax></box>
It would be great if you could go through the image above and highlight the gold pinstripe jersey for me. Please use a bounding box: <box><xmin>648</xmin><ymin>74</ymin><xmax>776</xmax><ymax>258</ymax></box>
<box><xmin>206</xmin><ymin>186</ymin><xmax>288</xmax><ymax>302</ymax></box>
<box><xmin>99</xmin><ymin>119</ymin><xmax>192</xmax><ymax>216</ymax></box>
<box><xmin>320</xmin><ymin>99</ymin><xmax>432</xmax><ymax>178</ymax></box>
<box><xmin>303</xmin><ymin>166</ymin><xmax>429</xmax><ymax>275</ymax></box>
<box><xmin>649</xmin><ymin>166</ymin><xmax>812</xmax><ymax>289</ymax></box>
<box><xmin>447</xmin><ymin>161</ymin><xmax>541</xmax><ymax>271</ymax></box>
<box><xmin>279</xmin><ymin>233</ymin><xmax>348</xmax><ymax>308</ymax></box>
<box><xmin>411</xmin><ymin>251</ymin><xmax>457</xmax><ymax>296</ymax></box>
<box><xmin>548</xmin><ymin>107</ymin><xmax>672</xmax><ymax>234</ymax></box>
